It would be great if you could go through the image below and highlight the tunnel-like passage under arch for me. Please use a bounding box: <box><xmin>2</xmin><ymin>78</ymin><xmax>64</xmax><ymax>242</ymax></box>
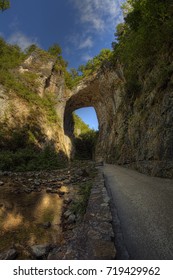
<box><xmin>63</xmin><ymin>74</ymin><xmax>114</xmax><ymax>161</ymax></box>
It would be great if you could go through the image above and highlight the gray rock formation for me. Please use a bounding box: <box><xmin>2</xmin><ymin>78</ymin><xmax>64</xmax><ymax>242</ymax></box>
<box><xmin>0</xmin><ymin>51</ymin><xmax>173</xmax><ymax>178</ymax></box>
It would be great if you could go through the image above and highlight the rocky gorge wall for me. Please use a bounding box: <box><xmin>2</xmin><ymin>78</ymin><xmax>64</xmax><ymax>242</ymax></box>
<box><xmin>0</xmin><ymin>51</ymin><xmax>173</xmax><ymax>178</ymax></box>
<box><xmin>66</xmin><ymin>61</ymin><xmax>173</xmax><ymax>178</ymax></box>
<box><xmin>98</xmin><ymin>64</ymin><xmax>173</xmax><ymax>178</ymax></box>
<box><xmin>0</xmin><ymin>50</ymin><xmax>72</xmax><ymax>159</ymax></box>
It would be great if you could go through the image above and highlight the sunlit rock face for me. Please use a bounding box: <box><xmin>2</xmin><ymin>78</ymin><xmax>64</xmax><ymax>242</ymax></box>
<box><xmin>0</xmin><ymin>51</ymin><xmax>72</xmax><ymax>158</ymax></box>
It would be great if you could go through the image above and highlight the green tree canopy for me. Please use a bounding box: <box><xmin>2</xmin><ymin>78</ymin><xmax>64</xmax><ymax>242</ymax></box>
<box><xmin>25</xmin><ymin>44</ymin><xmax>38</xmax><ymax>55</ymax></box>
<box><xmin>73</xmin><ymin>113</ymin><xmax>91</xmax><ymax>136</ymax></box>
<box><xmin>112</xmin><ymin>0</ymin><xmax>173</xmax><ymax>95</ymax></box>
<box><xmin>0</xmin><ymin>0</ymin><xmax>10</xmax><ymax>11</ymax></box>
<box><xmin>48</xmin><ymin>44</ymin><xmax>62</xmax><ymax>57</ymax></box>
<box><xmin>78</xmin><ymin>49</ymin><xmax>112</xmax><ymax>76</ymax></box>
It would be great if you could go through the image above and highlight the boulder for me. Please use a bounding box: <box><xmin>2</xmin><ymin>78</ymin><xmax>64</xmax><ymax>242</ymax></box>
<box><xmin>30</xmin><ymin>244</ymin><xmax>51</xmax><ymax>258</ymax></box>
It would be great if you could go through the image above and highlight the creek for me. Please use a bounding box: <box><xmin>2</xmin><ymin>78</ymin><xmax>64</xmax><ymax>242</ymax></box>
<box><xmin>0</xmin><ymin>183</ymin><xmax>67</xmax><ymax>258</ymax></box>
<box><xmin>0</xmin><ymin>162</ymin><xmax>94</xmax><ymax>259</ymax></box>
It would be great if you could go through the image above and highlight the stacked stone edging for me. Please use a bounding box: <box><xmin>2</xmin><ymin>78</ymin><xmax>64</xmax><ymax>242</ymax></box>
<box><xmin>48</xmin><ymin>167</ymin><xmax>116</xmax><ymax>259</ymax></box>
<box><xmin>78</xmin><ymin>168</ymin><xmax>116</xmax><ymax>259</ymax></box>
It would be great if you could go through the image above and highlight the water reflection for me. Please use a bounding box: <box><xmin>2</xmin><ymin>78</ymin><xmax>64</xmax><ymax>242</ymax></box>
<box><xmin>3</xmin><ymin>212</ymin><xmax>23</xmax><ymax>231</ymax></box>
<box><xmin>0</xmin><ymin>188</ymin><xmax>65</xmax><ymax>254</ymax></box>
<box><xmin>34</xmin><ymin>193</ymin><xmax>62</xmax><ymax>225</ymax></box>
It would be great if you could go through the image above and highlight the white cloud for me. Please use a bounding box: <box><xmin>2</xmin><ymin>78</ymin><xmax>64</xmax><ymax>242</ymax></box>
<box><xmin>70</xmin><ymin>0</ymin><xmax>124</xmax><ymax>32</ymax></box>
<box><xmin>78</xmin><ymin>37</ymin><xmax>93</xmax><ymax>49</ymax></box>
<box><xmin>7</xmin><ymin>32</ymin><xmax>38</xmax><ymax>51</ymax></box>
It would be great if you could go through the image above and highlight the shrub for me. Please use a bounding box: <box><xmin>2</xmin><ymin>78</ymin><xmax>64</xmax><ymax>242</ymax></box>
<box><xmin>70</xmin><ymin>181</ymin><xmax>93</xmax><ymax>216</ymax></box>
<box><xmin>0</xmin><ymin>146</ymin><xmax>67</xmax><ymax>172</ymax></box>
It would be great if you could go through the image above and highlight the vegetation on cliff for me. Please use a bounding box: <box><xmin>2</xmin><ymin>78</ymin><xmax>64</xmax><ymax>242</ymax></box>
<box><xmin>112</xmin><ymin>0</ymin><xmax>173</xmax><ymax>95</ymax></box>
<box><xmin>73</xmin><ymin>113</ymin><xmax>91</xmax><ymax>136</ymax></box>
<box><xmin>0</xmin><ymin>36</ymin><xmax>99</xmax><ymax>170</ymax></box>
<box><xmin>65</xmin><ymin>49</ymin><xmax>112</xmax><ymax>89</ymax></box>
<box><xmin>64</xmin><ymin>0</ymin><xmax>173</xmax><ymax>94</ymax></box>
<box><xmin>0</xmin><ymin>0</ymin><xmax>10</xmax><ymax>11</ymax></box>
<box><xmin>72</xmin><ymin>113</ymin><xmax>98</xmax><ymax>160</ymax></box>
<box><xmin>0</xmin><ymin>40</ymin><xmax>69</xmax><ymax>171</ymax></box>
<box><xmin>0</xmin><ymin>40</ymin><xmax>60</xmax><ymax>124</ymax></box>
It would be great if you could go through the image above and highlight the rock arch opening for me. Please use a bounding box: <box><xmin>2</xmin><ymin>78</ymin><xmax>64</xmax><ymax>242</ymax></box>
<box><xmin>74</xmin><ymin>107</ymin><xmax>98</xmax><ymax>132</ymax></box>
<box><xmin>63</xmin><ymin>77</ymin><xmax>106</xmax><ymax>161</ymax></box>
<box><xmin>63</xmin><ymin>70</ymin><xmax>121</xmax><ymax>162</ymax></box>
<box><xmin>73</xmin><ymin>107</ymin><xmax>99</xmax><ymax>160</ymax></box>
<box><xmin>64</xmin><ymin>105</ymin><xmax>99</xmax><ymax>160</ymax></box>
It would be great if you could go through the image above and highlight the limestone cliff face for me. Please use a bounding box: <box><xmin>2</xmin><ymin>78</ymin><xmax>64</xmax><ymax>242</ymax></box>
<box><xmin>0</xmin><ymin>51</ymin><xmax>72</xmax><ymax>158</ymax></box>
<box><xmin>97</xmin><ymin>65</ymin><xmax>173</xmax><ymax>178</ymax></box>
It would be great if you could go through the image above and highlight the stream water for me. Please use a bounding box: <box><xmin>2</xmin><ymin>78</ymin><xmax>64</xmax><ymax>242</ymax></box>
<box><xmin>0</xmin><ymin>183</ymin><xmax>67</xmax><ymax>258</ymax></box>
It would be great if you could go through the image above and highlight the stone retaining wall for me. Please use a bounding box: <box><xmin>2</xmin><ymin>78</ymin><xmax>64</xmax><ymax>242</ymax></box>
<box><xmin>48</xmin><ymin>168</ymin><xmax>116</xmax><ymax>259</ymax></box>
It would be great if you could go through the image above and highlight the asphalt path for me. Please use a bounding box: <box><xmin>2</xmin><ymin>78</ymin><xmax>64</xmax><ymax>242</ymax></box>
<box><xmin>102</xmin><ymin>164</ymin><xmax>173</xmax><ymax>260</ymax></box>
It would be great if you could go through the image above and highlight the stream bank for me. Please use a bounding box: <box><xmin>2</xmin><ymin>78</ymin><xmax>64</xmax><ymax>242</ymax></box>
<box><xmin>0</xmin><ymin>161</ymin><xmax>116</xmax><ymax>260</ymax></box>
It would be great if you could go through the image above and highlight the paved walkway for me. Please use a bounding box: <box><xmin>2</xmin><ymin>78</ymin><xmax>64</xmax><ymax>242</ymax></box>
<box><xmin>103</xmin><ymin>164</ymin><xmax>173</xmax><ymax>260</ymax></box>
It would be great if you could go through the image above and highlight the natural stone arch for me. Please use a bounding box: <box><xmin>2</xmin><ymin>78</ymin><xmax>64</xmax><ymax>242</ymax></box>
<box><xmin>64</xmin><ymin>75</ymin><xmax>107</xmax><ymax>161</ymax></box>
<box><xmin>64</xmin><ymin>66</ymin><xmax>125</xmax><ymax>162</ymax></box>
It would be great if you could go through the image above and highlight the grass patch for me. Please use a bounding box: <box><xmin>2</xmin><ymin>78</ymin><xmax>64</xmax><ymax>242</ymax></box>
<box><xmin>70</xmin><ymin>181</ymin><xmax>92</xmax><ymax>216</ymax></box>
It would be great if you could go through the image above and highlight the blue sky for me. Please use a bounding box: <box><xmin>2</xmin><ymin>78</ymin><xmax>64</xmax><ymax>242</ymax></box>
<box><xmin>75</xmin><ymin>107</ymin><xmax>99</xmax><ymax>130</ymax></box>
<box><xmin>0</xmin><ymin>0</ymin><xmax>124</xmax><ymax>130</ymax></box>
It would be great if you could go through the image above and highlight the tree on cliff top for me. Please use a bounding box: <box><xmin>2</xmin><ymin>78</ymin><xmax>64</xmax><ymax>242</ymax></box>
<box><xmin>48</xmin><ymin>43</ymin><xmax>68</xmax><ymax>72</ymax></box>
<box><xmin>0</xmin><ymin>0</ymin><xmax>10</xmax><ymax>11</ymax></box>
<box><xmin>48</xmin><ymin>44</ymin><xmax>62</xmax><ymax>58</ymax></box>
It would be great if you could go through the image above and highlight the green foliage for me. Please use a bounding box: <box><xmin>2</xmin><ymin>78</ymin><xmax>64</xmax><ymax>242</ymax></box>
<box><xmin>0</xmin><ymin>39</ymin><xmax>64</xmax><ymax>174</ymax></box>
<box><xmin>48</xmin><ymin>43</ymin><xmax>68</xmax><ymax>74</ymax></box>
<box><xmin>64</xmin><ymin>70</ymin><xmax>82</xmax><ymax>89</ymax></box>
<box><xmin>0</xmin><ymin>118</ymin><xmax>67</xmax><ymax>172</ymax></box>
<box><xmin>0</xmin><ymin>0</ymin><xmax>10</xmax><ymax>11</ymax></box>
<box><xmin>78</xmin><ymin>49</ymin><xmax>112</xmax><ymax>77</ymax></box>
<box><xmin>72</xmin><ymin>113</ymin><xmax>98</xmax><ymax>160</ymax></box>
<box><xmin>0</xmin><ymin>37</ymin><xmax>25</xmax><ymax>70</ymax></box>
<box><xmin>19</xmin><ymin>72</ymin><xmax>40</xmax><ymax>89</ymax></box>
<box><xmin>0</xmin><ymin>38</ymin><xmax>28</xmax><ymax>97</ymax></box>
<box><xmin>0</xmin><ymin>39</ymin><xmax>58</xmax><ymax>125</ymax></box>
<box><xmin>48</xmin><ymin>43</ymin><xmax>62</xmax><ymax>57</ymax></box>
<box><xmin>54</xmin><ymin>58</ymin><xmax>68</xmax><ymax>72</ymax></box>
<box><xmin>0</xmin><ymin>146</ymin><xmax>67</xmax><ymax>172</ymax></box>
<box><xmin>65</xmin><ymin>49</ymin><xmax>113</xmax><ymax>89</ymax></box>
<box><xmin>32</xmin><ymin>47</ymin><xmax>53</xmax><ymax>61</ymax></box>
<box><xmin>41</xmin><ymin>92</ymin><xmax>59</xmax><ymax>123</ymax></box>
<box><xmin>0</xmin><ymin>72</ymin><xmax>58</xmax><ymax>124</ymax></box>
<box><xmin>25</xmin><ymin>44</ymin><xmax>37</xmax><ymax>55</ymax></box>
<box><xmin>0</xmin><ymin>125</ymin><xmax>41</xmax><ymax>152</ymax></box>
<box><xmin>70</xmin><ymin>181</ymin><xmax>93</xmax><ymax>216</ymax></box>
<box><xmin>113</xmin><ymin>0</ymin><xmax>173</xmax><ymax>95</ymax></box>
<box><xmin>73</xmin><ymin>113</ymin><xmax>91</xmax><ymax>136</ymax></box>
